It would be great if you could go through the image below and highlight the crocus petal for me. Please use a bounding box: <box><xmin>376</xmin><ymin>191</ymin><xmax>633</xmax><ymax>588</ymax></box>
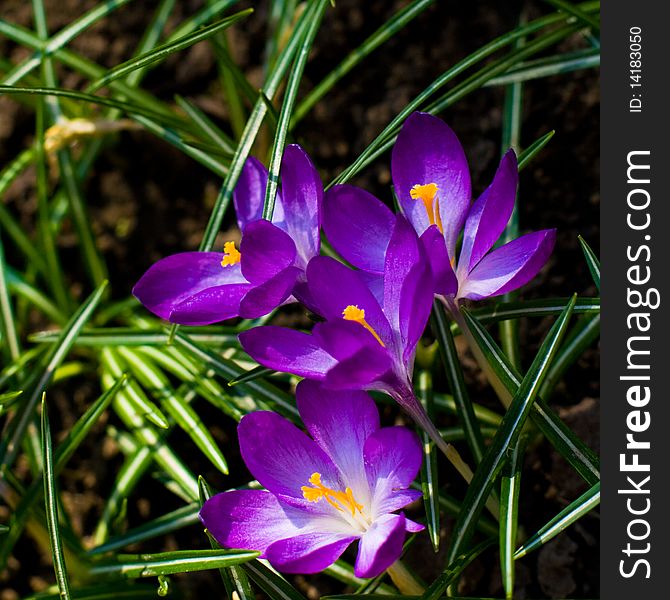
<box><xmin>238</xmin><ymin>411</ymin><xmax>343</xmax><ymax>500</ymax></box>
<box><xmin>239</xmin><ymin>326</ymin><xmax>337</xmax><ymax>379</ymax></box>
<box><xmin>238</xmin><ymin>267</ymin><xmax>301</xmax><ymax>319</ymax></box>
<box><xmin>405</xmin><ymin>518</ymin><xmax>426</xmax><ymax>533</ymax></box>
<box><xmin>234</xmin><ymin>156</ymin><xmax>285</xmax><ymax>229</ymax></box>
<box><xmin>354</xmin><ymin>513</ymin><xmax>406</xmax><ymax>578</ymax></box>
<box><xmin>458</xmin><ymin>150</ymin><xmax>518</xmax><ymax>275</ymax></box>
<box><xmin>420</xmin><ymin>225</ymin><xmax>458</xmax><ymax>296</ymax></box>
<box><xmin>169</xmin><ymin>282</ymin><xmax>252</xmax><ymax>325</ymax></box>
<box><xmin>307</xmin><ymin>256</ymin><xmax>392</xmax><ymax>346</ymax></box>
<box><xmin>240</xmin><ymin>220</ymin><xmax>297</xmax><ymax>284</ymax></box>
<box><xmin>399</xmin><ymin>262</ymin><xmax>434</xmax><ymax>361</ymax></box>
<box><xmin>458</xmin><ymin>229</ymin><xmax>556</xmax><ymax>300</ymax></box>
<box><xmin>266</xmin><ymin>532</ymin><xmax>356</xmax><ymax>574</ymax></box>
<box><xmin>391</xmin><ymin>112</ymin><xmax>471</xmax><ymax>257</ymax></box>
<box><xmin>323</xmin><ymin>185</ymin><xmax>395</xmax><ymax>274</ymax></box>
<box><xmin>359</xmin><ymin>271</ymin><xmax>385</xmax><ymax>306</ymax></box>
<box><xmin>200</xmin><ymin>490</ymin><xmax>306</xmax><ymax>555</ymax></box>
<box><xmin>312</xmin><ymin>321</ymin><xmax>393</xmax><ymax>388</ymax></box>
<box><xmin>383</xmin><ymin>215</ymin><xmax>422</xmax><ymax>331</ymax></box>
<box><xmin>279</xmin><ymin>145</ymin><xmax>323</xmax><ymax>265</ymax></box>
<box><xmin>374</xmin><ymin>489</ymin><xmax>423</xmax><ymax>516</ymax></box>
<box><xmin>364</xmin><ymin>427</ymin><xmax>423</xmax><ymax>517</ymax></box>
<box><xmin>133</xmin><ymin>252</ymin><xmax>247</xmax><ymax>321</ymax></box>
<box><xmin>324</xmin><ymin>346</ymin><xmax>393</xmax><ymax>390</ymax></box>
<box><xmin>296</xmin><ymin>380</ymin><xmax>379</xmax><ymax>504</ymax></box>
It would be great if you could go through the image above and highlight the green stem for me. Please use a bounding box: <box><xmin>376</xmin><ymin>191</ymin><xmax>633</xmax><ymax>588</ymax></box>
<box><xmin>395</xmin><ymin>384</ymin><xmax>499</xmax><ymax>520</ymax></box>
<box><xmin>443</xmin><ymin>297</ymin><xmax>513</xmax><ymax>407</ymax></box>
<box><xmin>386</xmin><ymin>560</ymin><xmax>424</xmax><ymax>595</ymax></box>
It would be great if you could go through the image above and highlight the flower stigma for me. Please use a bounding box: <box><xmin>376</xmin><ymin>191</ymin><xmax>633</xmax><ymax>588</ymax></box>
<box><xmin>302</xmin><ymin>472</ymin><xmax>364</xmax><ymax>518</ymax></box>
<box><xmin>342</xmin><ymin>305</ymin><xmax>386</xmax><ymax>347</ymax></box>
<box><xmin>410</xmin><ymin>183</ymin><xmax>443</xmax><ymax>233</ymax></box>
<box><xmin>220</xmin><ymin>241</ymin><xmax>241</xmax><ymax>267</ymax></box>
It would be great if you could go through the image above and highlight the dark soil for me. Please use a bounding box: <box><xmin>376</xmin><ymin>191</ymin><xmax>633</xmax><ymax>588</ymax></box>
<box><xmin>0</xmin><ymin>1</ymin><xmax>599</xmax><ymax>598</ymax></box>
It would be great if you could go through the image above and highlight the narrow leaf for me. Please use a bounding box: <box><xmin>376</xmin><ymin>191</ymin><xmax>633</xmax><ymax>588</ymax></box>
<box><xmin>86</xmin><ymin>11</ymin><xmax>254</xmax><ymax>93</ymax></box>
<box><xmin>578</xmin><ymin>235</ymin><xmax>600</xmax><ymax>291</ymax></box>
<box><xmin>514</xmin><ymin>482</ymin><xmax>600</xmax><ymax>559</ymax></box>
<box><xmin>41</xmin><ymin>395</ymin><xmax>72</xmax><ymax>599</ymax></box>
<box><xmin>447</xmin><ymin>296</ymin><xmax>577</xmax><ymax>562</ymax></box>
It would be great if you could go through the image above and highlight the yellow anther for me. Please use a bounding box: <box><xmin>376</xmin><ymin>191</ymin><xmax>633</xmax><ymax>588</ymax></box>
<box><xmin>410</xmin><ymin>182</ymin><xmax>443</xmax><ymax>233</ymax></box>
<box><xmin>342</xmin><ymin>305</ymin><xmax>385</xmax><ymax>347</ymax></box>
<box><xmin>221</xmin><ymin>241</ymin><xmax>241</xmax><ymax>267</ymax></box>
<box><xmin>301</xmin><ymin>472</ymin><xmax>364</xmax><ymax>516</ymax></box>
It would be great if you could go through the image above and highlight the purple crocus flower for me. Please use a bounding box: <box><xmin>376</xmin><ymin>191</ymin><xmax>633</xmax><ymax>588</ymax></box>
<box><xmin>323</xmin><ymin>112</ymin><xmax>555</xmax><ymax>305</ymax></box>
<box><xmin>200</xmin><ymin>380</ymin><xmax>423</xmax><ymax>577</ymax></box>
<box><xmin>239</xmin><ymin>214</ymin><xmax>452</xmax><ymax>454</ymax></box>
<box><xmin>132</xmin><ymin>144</ymin><xmax>322</xmax><ymax>325</ymax></box>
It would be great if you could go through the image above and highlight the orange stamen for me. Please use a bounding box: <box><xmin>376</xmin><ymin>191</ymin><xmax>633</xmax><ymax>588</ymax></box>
<box><xmin>410</xmin><ymin>183</ymin><xmax>443</xmax><ymax>234</ymax></box>
<box><xmin>220</xmin><ymin>241</ymin><xmax>241</xmax><ymax>267</ymax></box>
<box><xmin>342</xmin><ymin>305</ymin><xmax>385</xmax><ymax>347</ymax></box>
<box><xmin>301</xmin><ymin>472</ymin><xmax>364</xmax><ymax>516</ymax></box>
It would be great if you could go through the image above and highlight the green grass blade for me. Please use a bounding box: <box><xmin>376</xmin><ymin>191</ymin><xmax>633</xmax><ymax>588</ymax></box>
<box><xmin>262</xmin><ymin>0</ymin><xmax>328</xmax><ymax>219</ymax></box>
<box><xmin>543</xmin><ymin>0</ymin><xmax>600</xmax><ymax>31</ymax></box>
<box><xmin>199</xmin><ymin>476</ymin><xmax>255</xmax><ymax>599</ymax></box>
<box><xmin>101</xmin><ymin>348</ymin><xmax>169</xmax><ymax>429</ymax></box>
<box><xmin>102</xmin><ymin>370</ymin><xmax>199</xmax><ymax>502</ymax></box>
<box><xmin>89</xmin><ymin>549</ymin><xmax>259</xmax><ymax>578</ymax></box>
<box><xmin>0</xmin><ymin>232</ymin><xmax>20</xmax><ymax>362</ymax></box>
<box><xmin>4</xmin><ymin>267</ymin><xmax>66</xmax><ymax>324</ymax></box>
<box><xmin>470</xmin><ymin>297</ymin><xmax>599</xmax><ymax>324</ymax></box>
<box><xmin>22</xmin><ymin>584</ymin><xmax>159</xmax><ymax>600</ymax></box>
<box><xmin>243</xmin><ymin>560</ymin><xmax>307</xmax><ymax>600</ymax></box>
<box><xmin>431</xmin><ymin>302</ymin><xmax>485</xmax><ymax>464</ymax></box>
<box><xmin>132</xmin><ymin>114</ymin><xmax>229</xmax><ymax>177</ymax></box>
<box><xmin>517</xmin><ymin>130</ymin><xmax>555</xmax><ymax>170</ymax></box>
<box><xmin>578</xmin><ymin>235</ymin><xmax>600</xmax><ymax>290</ymax></box>
<box><xmin>175</xmin><ymin>94</ymin><xmax>235</xmax><ymax>154</ymax></box>
<box><xmin>41</xmin><ymin>396</ymin><xmax>72</xmax><ymax>600</ymax></box>
<box><xmin>117</xmin><ymin>346</ymin><xmax>228</xmax><ymax>474</ymax></box>
<box><xmin>0</xmin><ymin>0</ymin><xmax>134</xmax><ymax>86</ymax></box>
<box><xmin>173</xmin><ymin>332</ymin><xmax>299</xmax><ymax>417</ymax></box>
<box><xmin>447</xmin><ymin>295</ymin><xmax>577</xmax><ymax>562</ymax></box>
<box><xmin>34</xmin><ymin>101</ymin><xmax>70</xmax><ymax>312</ymax></box>
<box><xmin>498</xmin><ymin>22</ymin><xmax>524</xmax><ymax>372</ymax></box>
<box><xmin>433</xmin><ymin>393</ymin><xmax>503</xmax><ymax>427</ymax></box>
<box><xmin>499</xmin><ymin>434</ymin><xmax>529</xmax><ymax>599</ymax></box>
<box><xmin>540</xmin><ymin>314</ymin><xmax>600</xmax><ymax>399</ymax></box>
<box><xmin>85</xmin><ymin>11</ymin><xmax>254</xmax><ymax>93</ymax></box>
<box><xmin>421</xmin><ymin>538</ymin><xmax>496</xmax><ymax>600</ymax></box>
<box><xmin>198</xmin><ymin>1</ymin><xmax>316</xmax><ymax>251</ymax></box>
<box><xmin>291</xmin><ymin>0</ymin><xmax>434</xmax><ymax>127</ymax></box>
<box><xmin>423</xmin><ymin>22</ymin><xmax>582</xmax><ymax>116</ymax></box>
<box><xmin>0</xmin><ymin>86</ymin><xmax>187</xmax><ymax>128</ymax></box>
<box><xmin>0</xmin><ymin>376</ymin><xmax>127</xmax><ymax>563</ymax></box>
<box><xmin>29</xmin><ymin>326</ymin><xmax>238</xmax><ymax>347</ymax></box>
<box><xmin>514</xmin><ymin>481</ymin><xmax>600</xmax><ymax>559</ymax></box>
<box><xmin>417</xmin><ymin>371</ymin><xmax>440</xmax><ymax>552</ymax></box>
<box><xmin>0</xmin><ymin>280</ymin><xmax>108</xmax><ymax>469</ymax></box>
<box><xmin>210</xmin><ymin>33</ymin><xmax>249</xmax><ymax>139</ymax></box>
<box><xmin>0</xmin><ymin>148</ymin><xmax>49</xmax><ymax>273</ymax></box>
<box><xmin>460</xmin><ymin>306</ymin><xmax>600</xmax><ymax>485</ymax></box>
<box><xmin>33</xmin><ymin>0</ymin><xmax>109</xmax><ymax>290</ymax></box>
<box><xmin>88</xmin><ymin>503</ymin><xmax>199</xmax><ymax>556</ymax></box>
<box><xmin>92</xmin><ymin>443</ymin><xmax>153</xmax><ymax>546</ymax></box>
<box><xmin>329</xmin><ymin>5</ymin><xmax>598</xmax><ymax>186</ymax></box>
<box><xmin>0</xmin><ymin>391</ymin><xmax>23</xmax><ymax>408</ymax></box>
<box><xmin>54</xmin><ymin>375</ymin><xmax>127</xmax><ymax>471</ymax></box>
<box><xmin>485</xmin><ymin>49</ymin><xmax>599</xmax><ymax>86</ymax></box>
<box><xmin>228</xmin><ymin>365</ymin><xmax>276</xmax><ymax>386</ymax></box>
